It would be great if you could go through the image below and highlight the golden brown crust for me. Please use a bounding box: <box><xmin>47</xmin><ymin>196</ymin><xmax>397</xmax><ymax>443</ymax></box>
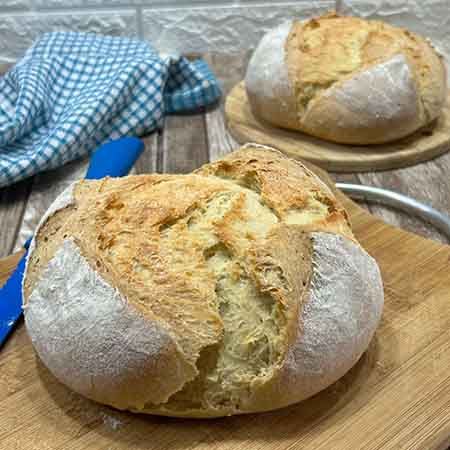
<box><xmin>195</xmin><ymin>146</ymin><xmax>353</xmax><ymax>239</ymax></box>
<box><xmin>26</xmin><ymin>173</ymin><xmax>226</xmax><ymax>366</ymax></box>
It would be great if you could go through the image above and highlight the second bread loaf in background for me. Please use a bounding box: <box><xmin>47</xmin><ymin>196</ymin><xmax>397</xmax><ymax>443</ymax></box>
<box><xmin>245</xmin><ymin>12</ymin><xmax>447</xmax><ymax>145</ymax></box>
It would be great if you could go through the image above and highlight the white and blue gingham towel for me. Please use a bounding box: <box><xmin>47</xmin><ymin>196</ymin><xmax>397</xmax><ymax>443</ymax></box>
<box><xmin>0</xmin><ymin>32</ymin><xmax>221</xmax><ymax>188</ymax></box>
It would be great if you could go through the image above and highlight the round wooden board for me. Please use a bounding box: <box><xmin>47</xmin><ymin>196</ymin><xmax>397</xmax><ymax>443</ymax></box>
<box><xmin>225</xmin><ymin>81</ymin><xmax>450</xmax><ymax>172</ymax></box>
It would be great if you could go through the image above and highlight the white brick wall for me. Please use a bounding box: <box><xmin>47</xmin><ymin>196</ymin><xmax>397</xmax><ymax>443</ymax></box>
<box><xmin>0</xmin><ymin>11</ymin><xmax>138</xmax><ymax>62</ymax></box>
<box><xmin>0</xmin><ymin>0</ymin><xmax>448</xmax><ymax>63</ymax></box>
<box><xmin>141</xmin><ymin>2</ymin><xmax>334</xmax><ymax>55</ymax></box>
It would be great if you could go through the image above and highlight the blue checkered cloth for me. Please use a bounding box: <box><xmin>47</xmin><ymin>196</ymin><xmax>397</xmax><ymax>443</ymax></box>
<box><xmin>0</xmin><ymin>32</ymin><xmax>221</xmax><ymax>188</ymax></box>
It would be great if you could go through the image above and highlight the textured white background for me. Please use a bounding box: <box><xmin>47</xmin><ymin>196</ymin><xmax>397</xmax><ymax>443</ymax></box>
<box><xmin>0</xmin><ymin>0</ymin><xmax>448</xmax><ymax>65</ymax></box>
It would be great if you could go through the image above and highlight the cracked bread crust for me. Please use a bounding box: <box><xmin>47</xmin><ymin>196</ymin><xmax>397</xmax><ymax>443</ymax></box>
<box><xmin>246</xmin><ymin>11</ymin><xmax>447</xmax><ymax>144</ymax></box>
<box><xmin>23</xmin><ymin>145</ymin><xmax>383</xmax><ymax>417</ymax></box>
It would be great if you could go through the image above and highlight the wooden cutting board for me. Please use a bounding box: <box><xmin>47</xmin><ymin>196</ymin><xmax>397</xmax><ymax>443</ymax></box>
<box><xmin>225</xmin><ymin>81</ymin><xmax>450</xmax><ymax>172</ymax></box>
<box><xmin>1</xmin><ymin>169</ymin><xmax>450</xmax><ymax>450</ymax></box>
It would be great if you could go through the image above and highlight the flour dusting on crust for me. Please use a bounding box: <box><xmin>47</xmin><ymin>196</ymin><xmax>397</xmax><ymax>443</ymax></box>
<box><xmin>246</xmin><ymin>21</ymin><xmax>292</xmax><ymax>102</ymax></box>
<box><xmin>23</xmin><ymin>182</ymin><xmax>77</xmax><ymax>300</ymax></box>
<box><xmin>303</xmin><ymin>54</ymin><xmax>422</xmax><ymax>142</ymax></box>
<box><xmin>278</xmin><ymin>232</ymin><xmax>383</xmax><ymax>402</ymax></box>
<box><xmin>245</xmin><ymin>21</ymin><xmax>297</xmax><ymax>126</ymax></box>
<box><xmin>26</xmin><ymin>182</ymin><xmax>76</xmax><ymax>259</ymax></box>
<box><xmin>330</xmin><ymin>54</ymin><xmax>420</xmax><ymax>125</ymax></box>
<box><xmin>24</xmin><ymin>238</ymin><xmax>196</xmax><ymax>410</ymax></box>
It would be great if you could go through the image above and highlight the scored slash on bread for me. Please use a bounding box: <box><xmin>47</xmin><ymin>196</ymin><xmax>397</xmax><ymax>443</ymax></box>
<box><xmin>22</xmin><ymin>145</ymin><xmax>384</xmax><ymax>417</ymax></box>
<box><xmin>245</xmin><ymin>11</ymin><xmax>447</xmax><ymax>145</ymax></box>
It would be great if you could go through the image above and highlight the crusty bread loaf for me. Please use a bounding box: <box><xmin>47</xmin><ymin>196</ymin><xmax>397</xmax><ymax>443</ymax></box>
<box><xmin>246</xmin><ymin>12</ymin><xmax>447</xmax><ymax>145</ymax></box>
<box><xmin>23</xmin><ymin>145</ymin><xmax>383</xmax><ymax>417</ymax></box>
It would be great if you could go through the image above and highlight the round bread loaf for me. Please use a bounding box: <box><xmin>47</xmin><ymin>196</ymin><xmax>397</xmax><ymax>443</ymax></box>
<box><xmin>245</xmin><ymin>12</ymin><xmax>447</xmax><ymax>144</ymax></box>
<box><xmin>23</xmin><ymin>145</ymin><xmax>384</xmax><ymax>417</ymax></box>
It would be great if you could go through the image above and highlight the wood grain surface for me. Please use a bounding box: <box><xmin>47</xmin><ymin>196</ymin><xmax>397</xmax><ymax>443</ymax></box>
<box><xmin>135</xmin><ymin>134</ymin><xmax>159</xmax><ymax>175</ymax></box>
<box><xmin>1</xmin><ymin>53</ymin><xmax>450</xmax><ymax>450</ymax></box>
<box><xmin>225</xmin><ymin>81</ymin><xmax>450</xmax><ymax>173</ymax></box>
<box><xmin>203</xmin><ymin>53</ymin><xmax>250</xmax><ymax>161</ymax></box>
<box><xmin>0</xmin><ymin>180</ymin><xmax>30</xmax><ymax>258</ymax></box>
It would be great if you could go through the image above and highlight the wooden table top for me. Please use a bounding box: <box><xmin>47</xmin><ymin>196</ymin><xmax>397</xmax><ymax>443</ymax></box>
<box><xmin>1</xmin><ymin>52</ymin><xmax>449</xmax><ymax>258</ymax></box>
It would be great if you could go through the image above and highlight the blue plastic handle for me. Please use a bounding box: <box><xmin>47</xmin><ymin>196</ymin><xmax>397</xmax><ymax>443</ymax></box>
<box><xmin>0</xmin><ymin>137</ymin><xmax>144</xmax><ymax>348</ymax></box>
<box><xmin>86</xmin><ymin>137</ymin><xmax>144</xmax><ymax>180</ymax></box>
<box><xmin>0</xmin><ymin>254</ymin><xmax>28</xmax><ymax>347</ymax></box>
